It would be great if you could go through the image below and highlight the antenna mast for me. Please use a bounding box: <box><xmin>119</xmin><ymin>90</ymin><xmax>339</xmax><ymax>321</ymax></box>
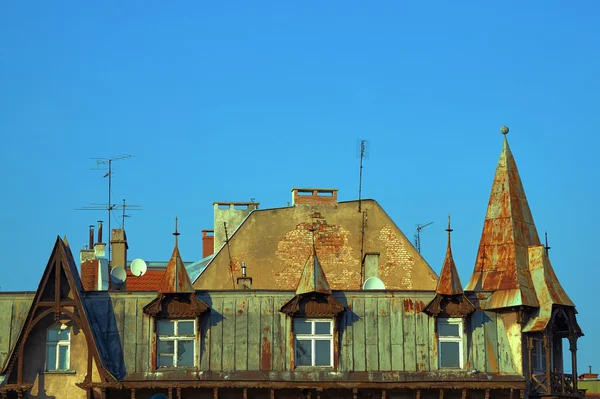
<box><xmin>77</xmin><ymin>155</ymin><xmax>134</xmax><ymax>261</ymax></box>
<box><xmin>357</xmin><ymin>139</ymin><xmax>370</xmax><ymax>212</ymax></box>
<box><xmin>414</xmin><ymin>222</ymin><xmax>433</xmax><ymax>254</ymax></box>
<box><xmin>223</xmin><ymin>222</ymin><xmax>235</xmax><ymax>289</ymax></box>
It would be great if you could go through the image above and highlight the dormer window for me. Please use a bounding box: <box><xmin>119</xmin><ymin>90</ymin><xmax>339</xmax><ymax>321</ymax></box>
<box><xmin>293</xmin><ymin>319</ymin><xmax>333</xmax><ymax>367</ymax></box>
<box><xmin>157</xmin><ymin>319</ymin><xmax>196</xmax><ymax>368</ymax></box>
<box><xmin>46</xmin><ymin>324</ymin><xmax>71</xmax><ymax>371</ymax></box>
<box><xmin>438</xmin><ymin>318</ymin><xmax>464</xmax><ymax>369</ymax></box>
<box><xmin>531</xmin><ymin>337</ymin><xmax>547</xmax><ymax>373</ymax></box>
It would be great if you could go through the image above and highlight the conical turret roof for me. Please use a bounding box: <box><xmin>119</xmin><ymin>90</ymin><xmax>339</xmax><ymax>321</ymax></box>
<box><xmin>159</xmin><ymin>245</ymin><xmax>195</xmax><ymax>294</ymax></box>
<box><xmin>436</xmin><ymin>219</ymin><xmax>464</xmax><ymax>296</ymax></box>
<box><xmin>466</xmin><ymin>129</ymin><xmax>540</xmax><ymax>308</ymax></box>
<box><xmin>295</xmin><ymin>251</ymin><xmax>332</xmax><ymax>295</ymax></box>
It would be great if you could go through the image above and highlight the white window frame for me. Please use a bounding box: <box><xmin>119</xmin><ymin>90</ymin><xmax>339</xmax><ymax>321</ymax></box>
<box><xmin>156</xmin><ymin>319</ymin><xmax>197</xmax><ymax>368</ymax></box>
<box><xmin>531</xmin><ymin>337</ymin><xmax>547</xmax><ymax>374</ymax></box>
<box><xmin>437</xmin><ymin>317</ymin><xmax>464</xmax><ymax>369</ymax></box>
<box><xmin>293</xmin><ymin>318</ymin><xmax>334</xmax><ymax>367</ymax></box>
<box><xmin>46</xmin><ymin>324</ymin><xmax>71</xmax><ymax>371</ymax></box>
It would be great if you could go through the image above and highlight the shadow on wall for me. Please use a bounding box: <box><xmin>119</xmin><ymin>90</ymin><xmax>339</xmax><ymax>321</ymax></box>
<box><xmin>85</xmin><ymin>292</ymin><xmax>126</xmax><ymax>379</ymax></box>
<box><xmin>29</xmin><ymin>373</ymin><xmax>56</xmax><ymax>399</ymax></box>
<box><xmin>198</xmin><ymin>293</ymin><xmax>224</xmax><ymax>359</ymax></box>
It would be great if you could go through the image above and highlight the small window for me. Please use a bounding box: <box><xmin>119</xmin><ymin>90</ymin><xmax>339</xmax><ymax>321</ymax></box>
<box><xmin>438</xmin><ymin>318</ymin><xmax>463</xmax><ymax>369</ymax></box>
<box><xmin>157</xmin><ymin>320</ymin><xmax>196</xmax><ymax>368</ymax></box>
<box><xmin>531</xmin><ymin>337</ymin><xmax>547</xmax><ymax>373</ymax></box>
<box><xmin>293</xmin><ymin>319</ymin><xmax>333</xmax><ymax>367</ymax></box>
<box><xmin>46</xmin><ymin>325</ymin><xmax>71</xmax><ymax>371</ymax></box>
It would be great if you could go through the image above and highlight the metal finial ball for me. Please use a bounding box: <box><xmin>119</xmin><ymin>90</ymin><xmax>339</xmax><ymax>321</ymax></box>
<box><xmin>500</xmin><ymin>126</ymin><xmax>509</xmax><ymax>135</ymax></box>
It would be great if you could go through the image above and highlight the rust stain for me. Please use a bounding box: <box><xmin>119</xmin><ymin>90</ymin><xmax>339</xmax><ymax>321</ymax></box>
<box><xmin>379</xmin><ymin>309</ymin><xmax>387</xmax><ymax>315</ymax></box>
<box><xmin>261</xmin><ymin>336</ymin><xmax>272</xmax><ymax>371</ymax></box>
<box><xmin>403</xmin><ymin>299</ymin><xmax>414</xmax><ymax>313</ymax></box>
<box><xmin>486</xmin><ymin>339</ymin><xmax>499</xmax><ymax>372</ymax></box>
<box><xmin>415</xmin><ymin>300</ymin><xmax>425</xmax><ymax>313</ymax></box>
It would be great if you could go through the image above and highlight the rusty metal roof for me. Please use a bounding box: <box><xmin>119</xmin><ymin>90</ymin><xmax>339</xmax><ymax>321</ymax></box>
<box><xmin>522</xmin><ymin>245</ymin><xmax>575</xmax><ymax>332</ymax></box>
<box><xmin>436</xmin><ymin>221</ymin><xmax>464</xmax><ymax>295</ymax></box>
<box><xmin>295</xmin><ymin>251</ymin><xmax>332</xmax><ymax>295</ymax></box>
<box><xmin>466</xmin><ymin>135</ymin><xmax>540</xmax><ymax>309</ymax></box>
<box><xmin>159</xmin><ymin>246</ymin><xmax>195</xmax><ymax>294</ymax></box>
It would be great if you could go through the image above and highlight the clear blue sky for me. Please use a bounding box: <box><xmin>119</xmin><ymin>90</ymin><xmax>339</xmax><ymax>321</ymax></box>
<box><xmin>1</xmin><ymin>1</ymin><xmax>598</xmax><ymax>372</ymax></box>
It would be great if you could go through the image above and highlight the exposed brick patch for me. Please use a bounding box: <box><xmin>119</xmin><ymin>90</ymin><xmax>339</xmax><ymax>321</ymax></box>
<box><xmin>379</xmin><ymin>226</ymin><xmax>415</xmax><ymax>290</ymax></box>
<box><xmin>274</xmin><ymin>212</ymin><xmax>360</xmax><ymax>290</ymax></box>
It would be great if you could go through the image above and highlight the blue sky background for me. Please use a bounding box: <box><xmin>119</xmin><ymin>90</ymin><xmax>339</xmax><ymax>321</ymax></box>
<box><xmin>1</xmin><ymin>1</ymin><xmax>598</xmax><ymax>371</ymax></box>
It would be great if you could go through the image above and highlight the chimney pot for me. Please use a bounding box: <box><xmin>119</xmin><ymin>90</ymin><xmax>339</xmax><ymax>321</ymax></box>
<box><xmin>89</xmin><ymin>225</ymin><xmax>94</xmax><ymax>250</ymax></box>
<box><xmin>97</xmin><ymin>220</ymin><xmax>103</xmax><ymax>243</ymax></box>
<box><xmin>291</xmin><ymin>188</ymin><xmax>338</xmax><ymax>206</ymax></box>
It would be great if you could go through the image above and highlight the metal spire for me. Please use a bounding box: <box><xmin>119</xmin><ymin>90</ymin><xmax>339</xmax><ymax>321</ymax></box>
<box><xmin>173</xmin><ymin>217</ymin><xmax>180</xmax><ymax>247</ymax></box>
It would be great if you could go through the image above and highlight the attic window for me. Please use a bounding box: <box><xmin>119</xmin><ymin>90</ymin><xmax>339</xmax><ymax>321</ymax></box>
<box><xmin>46</xmin><ymin>324</ymin><xmax>71</xmax><ymax>371</ymax></box>
<box><xmin>294</xmin><ymin>318</ymin><xmax>333</xmax><ymax>367</ymax></box>
<box><xmin>157</xmin><ymin>319</ymin><xmax>196</xmax><ymax>368</ymax></box>
<box><xmin>438</xmin><ymin>318</ymin><xmax>463</xmax><ymax>369</ymax></box>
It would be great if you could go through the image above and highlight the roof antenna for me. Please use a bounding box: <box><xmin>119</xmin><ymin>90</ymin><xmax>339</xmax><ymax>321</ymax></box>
<box><xmin>75</xmin><ymin>155</ymin><xmax>141</xmax><ymax>261</ymax></box>
<box><xmin>544</xmin><ymin>231</ymin><xmax>551</xmax><ymax>255</ymax></box>
<box><xmin>414</xmin><ymin>222</ymin><xmax>433</xmax><ymax>254</ymax></box>
<box><xmin>357</xmin><ymin>139</ymin><xmax>370</xmax><ymax>212</ymax></box>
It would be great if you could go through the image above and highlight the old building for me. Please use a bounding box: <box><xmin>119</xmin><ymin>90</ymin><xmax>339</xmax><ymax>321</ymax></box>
<box><xmin>0</xmin><ymin>127</ymin><xmax>584</xmax><ymax>399</ymax></box>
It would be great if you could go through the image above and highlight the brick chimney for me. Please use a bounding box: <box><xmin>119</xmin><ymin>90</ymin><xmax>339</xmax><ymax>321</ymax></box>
<box><xmin>202</xmin><ymin>230</ymin><xmax>214</xmax><ymax>258</ymax></box>
<box><xmin>80</xmin><ymin>225</ymin><xmax>97</xmax><ymax>291</ymax></box>
<box><xmin>291</xmin><ymin>188</ymin><xmax>338</xmax><ymax>206</ymax></box>
<box><xmin>213</xmin><ymin>201</ymin><xmax>259</xmax><ymax>252</ymax></box>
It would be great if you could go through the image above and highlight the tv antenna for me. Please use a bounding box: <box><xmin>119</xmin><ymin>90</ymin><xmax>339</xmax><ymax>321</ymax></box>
<box><xmin>75</xmin><ymin>155</ymin><xmax>139</xmax><ymax>260</ymax></box>
<box><xmin>357</xmin><ymin>139</ymin><xmax>370</xmax><ymax>212</ymax></box>
<box><xmin>414</xmin><ymin>222</ymin><xmax>433</xmax><ymax>254</ymax></box>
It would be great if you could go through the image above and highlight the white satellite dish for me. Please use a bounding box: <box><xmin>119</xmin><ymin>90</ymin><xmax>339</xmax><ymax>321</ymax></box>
<box><xmin>363</xmin><ymin>277</ymin><xmax>386</xmax><ymax>290</ymax></box>
<box><xmin>110</xmin><ymin>266</ymin><xmax>127</xmax><ymax>285</ymax></box>
<box><xmin>130</xmin><ymin>258</ymin><xmax>148</xmax><ymax>277</ymax></box>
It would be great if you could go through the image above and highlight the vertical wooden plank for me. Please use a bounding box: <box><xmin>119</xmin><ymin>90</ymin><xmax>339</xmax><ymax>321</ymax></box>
<box><xmin>200</xmin><ymin>295</ymin><xmax>211</xmax><ymax>371</ymax></box>
<box><xmin>484</xmin><ymin>311</ymin><xmax>499</xmax><ymax>373</ymax></box>
<box><xmin>403</xmin><ymin>298</ymin><xmax>417</xmax><ymax>371</ymax></box>
<box><xmin>209</xmin><ymin>296</ymin><xmax>223</xmax><ymax>370</ymax></box>
<box><xmin>272</xmin><ymin>298</ymin><xmax>284</xmax><ymax>371</ymax></box>
<box><xmin>365</xmin><ymin>297</ymin><xmax>379</xmax><ymax>371</ymax></box>
<box><xmin>123</xmin><ymin>298</ymin><xmax>138</xmax><ymax>374</ymax></box>
<box><xmin>390</xmin><ymin>297</ymin><xmax>404</xmax><ymax>371</ymax></box>
<box><xmin>235</xmin><ymin>296</ymin><xmax>248</xmax><ymax>371</ymax></box>
<box><xmin>247</xmin><ymin>296</ymin><xmax>261</xmax><ymax>370</ymax></box>
<box><xmin>415</xmin><ymin>299</ymin><xmax>429</xmax><ymax>371</ymax></box>
<box><xmin>352</xmin><ymin>297</ymin><xmax>366</xmax><ymax>371</ymax></box>
<box><xmin>0</xmin><ymin>300</ymin><xmax>14</xmax><ymax>368</ymax></box>
<box><xmin>222</xmin><ymin>296</ymin><xmax>236</xmax><ymax>371</ymax></box>
<box><xmin>260</xmin><ymin>296</ymin><xmax>274</xmax><ymax>371</ymax></box>
<box><xmin>471</xmin><ymin>310</ymin><xmax>485</xmax><ymax>371</ymax></box>
<box><xmin>377</xmin><ymin>297</ymin><xmax>391</xmax><ymax>371</ymax></box>
<box><xmin>496</xmin><ymin>313</ymin><xmax>517</xmax><ymax>374</ymax></box>
<box><xmin>429</xmin><ymin>314</ymin><xmax>437</xmax><ymax>370</ymax></box>
<box><xmin>136</xmin><ymin>298</ymin><xmax>150</xmax><ymax>373</ymax></box>
<box><xmin>341</xmin><ymin>296</ymin><xmax>354</xmax><ymax>371</ymax></box>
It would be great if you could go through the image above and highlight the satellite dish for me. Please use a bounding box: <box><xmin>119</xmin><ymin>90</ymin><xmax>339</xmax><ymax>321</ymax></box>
<box><xmin>130</xmin><ymin>258</ymin><xmax>147</xmax><ymax>277</ymax></box>
<box><xmin>110</xmin><ymin>266</ymin><xmax>127</xmax><ymax>285</ymax></box>
<box><xmin>363</xmin><ymin>277</ymin><xmax>386</xmax><ymax>290</ymax></box>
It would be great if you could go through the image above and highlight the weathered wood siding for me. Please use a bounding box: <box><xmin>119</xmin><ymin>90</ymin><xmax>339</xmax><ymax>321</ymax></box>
<box><xmin>0</xmin><ymin>291</ymin><xmax>523</xmax><ymax>378</ymax></box>
<box><xmin>0</xmin><ymin>295</ymin><xmax>33</xmax><ymax>370</ymax></box>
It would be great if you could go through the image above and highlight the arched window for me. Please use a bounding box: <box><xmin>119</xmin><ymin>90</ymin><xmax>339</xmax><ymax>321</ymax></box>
<box><xmin>46</xmin><ymin>324</ymin><xmax>71</xmax><ymax>371</ymax></box>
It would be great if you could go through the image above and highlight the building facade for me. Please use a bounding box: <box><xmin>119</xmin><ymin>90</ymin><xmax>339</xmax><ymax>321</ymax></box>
<box><xmin>0</xmin><ymin>128</ymin><xmax>583</xmax><ymax>399</ymax></box>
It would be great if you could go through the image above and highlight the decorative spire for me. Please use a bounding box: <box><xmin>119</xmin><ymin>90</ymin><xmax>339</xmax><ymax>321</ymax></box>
<box><xmin>466</xmin><ymin>126</ymin><xmax>540</xmax><ymax>309</ymax></box>
<box><xmin>295</xmin><ymin>249</ymin><xmax>332</xmax><ymax>296</ymax></box>
<box><xmin>159</xmin><ymin>219</ymin><xmax>194</xmax><ymax>294</ymax></box>
<box><xmin>173</xmin><ymin>217</ymin><xmax>180</xmax><ymax>247</ymax></box>
<box><xmin>435</xmin><ymin>215</ymin><xmax>464</xmax><ymax>296</ymax></box>
<box><xmin>544</xmin><ymin>231</ymin><xmax>551</xmax><ymax>255</ymax></box>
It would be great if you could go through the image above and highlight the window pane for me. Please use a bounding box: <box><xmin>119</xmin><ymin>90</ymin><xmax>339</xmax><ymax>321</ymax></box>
<box><xmin>440</xmin><ymin>342</ymin><xmax>460</xmax><ymax>368</ymax></box>
<box><xmin>48</xmin><ymin>328</ymin><xmax>59</xmax><ymax>342</ymax></box>
<box><xmin>158</xmin><ymin>340</ymin><xmax>174</xmax><ymax>355</ymax></box>
<box><xmin>315</xmin><ymin>340</ymin><xmax>331</xmax><ymax>366</ymax></box>
<box><xmin>58</xmin><ymin>329</ymin><xmax>70</xmax><ymax>341</ymax></box>
<box><xmin>177</xmin><ymin>340</ymin><xmax>194</xmax><ymax>367</ymax></box>
<box><xmin>46</xmin><ymin>344</ymin><xmax>57</xmax><ymax>371</ymax></box>
<box><xmin>177</xmin><ymin>321</ymin><xmax>195</xmax><ymax>336</ymax></box>
<box><xmin>158</xmin><ymin>355</ymin><xmax>173</xmax><ymax>367</ymax></box>
<box><xmin>157</xmin><ymin>320</ymin><xmax>175</xmax><ymax>336</ymax></box>
<box><xmin>315</xmin><ymin>322</ymin><xmax>331</xmax><ymax>335</ymax></box>
<box><xmin>59</xmin><ymin>345</ymin><xmax>69</xmax><ymax>370</ymax></box>
<box><xmin>294</xmin><ymin>320</ymin><xmax>312</xmax><ymax>335</ymax></box>
<box><xmin>295</xmin><ymin>340</ymin><xmax>312</xmax><ymax>366</ymax></box>
<box><xmin>438</xmin><ymin>322</ymin><xmax>460</xmax><ymax>337</ymax></box>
